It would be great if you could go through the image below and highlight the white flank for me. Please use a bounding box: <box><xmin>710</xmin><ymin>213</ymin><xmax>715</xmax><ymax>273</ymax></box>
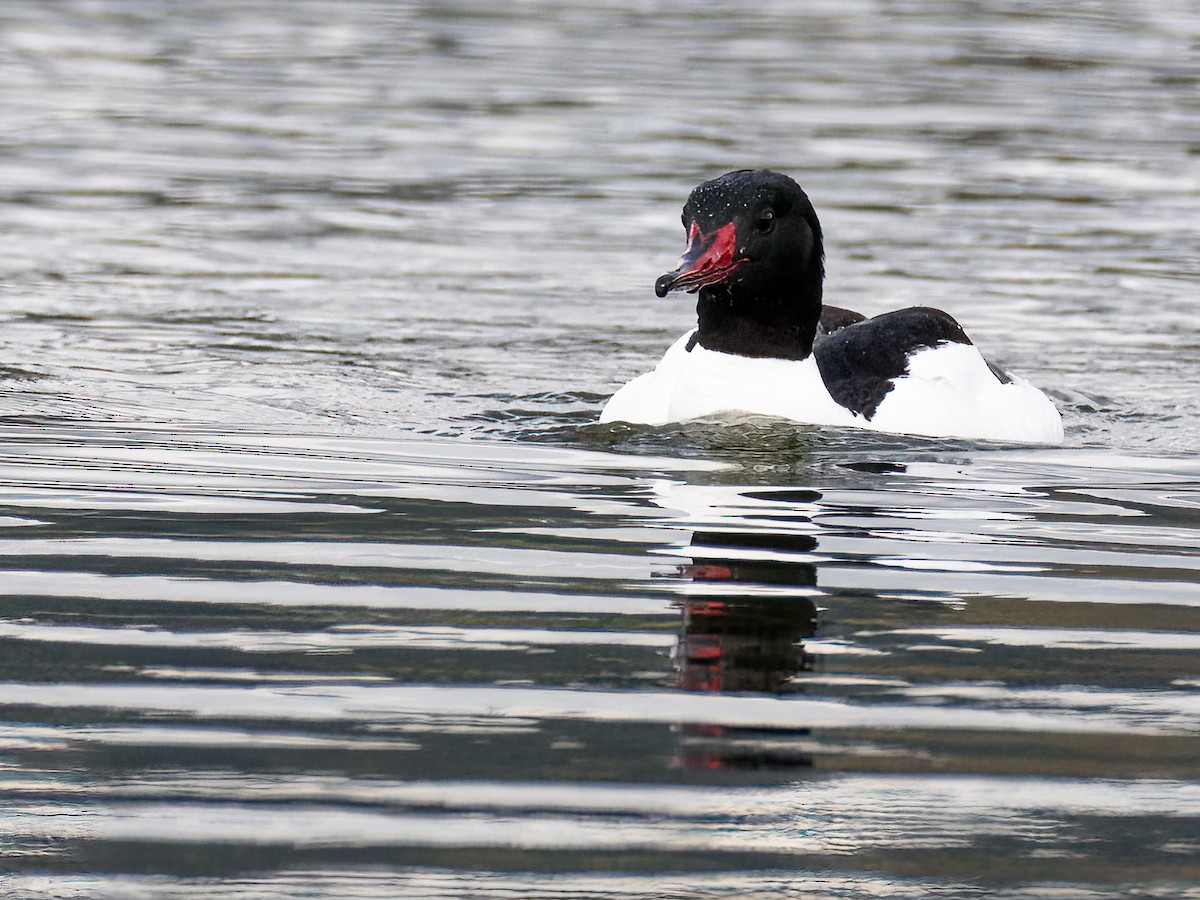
<box><xmin>872</xmin><ymin>343</ymin><xmax>1064</xmax><ymax>443</ymax></box>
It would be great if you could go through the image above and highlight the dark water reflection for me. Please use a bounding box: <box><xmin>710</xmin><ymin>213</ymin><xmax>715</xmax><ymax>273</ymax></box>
<box><xmin>1</xmin><ymin>0</ymin><xmax>1199</xmax><ymax>897</ymax></box>
<box><xmin>674</xmin><ymin>531</ymin><xmax>820</xmax><ymax>773</ymax></box>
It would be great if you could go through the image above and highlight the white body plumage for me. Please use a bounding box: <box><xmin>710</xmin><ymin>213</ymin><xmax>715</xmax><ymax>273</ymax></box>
<box><xmin>600</xmin><ymin>330</ymin><xmax>1064</xmax><ymax>444</ymax></box>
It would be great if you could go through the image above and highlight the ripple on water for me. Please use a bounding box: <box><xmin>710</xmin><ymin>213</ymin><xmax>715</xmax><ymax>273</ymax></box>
<box><xmin>1</xmin><ymin>0</ymin><xmax>1199</xmax><ymax>895</ymax></box>
<box><xmin>0</xmin><ymin>423</ymin><xmax>1196</xmax><ymax>896</ymax></box>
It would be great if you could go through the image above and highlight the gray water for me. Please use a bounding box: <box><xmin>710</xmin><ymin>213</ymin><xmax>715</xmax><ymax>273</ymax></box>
<box><xmin>1</xmin><ymin>1</ymin><xmax>1199</xmax><ymax>898</ymax></box>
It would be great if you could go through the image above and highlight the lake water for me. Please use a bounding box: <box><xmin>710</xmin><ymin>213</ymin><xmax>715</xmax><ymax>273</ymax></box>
<box><xmin>1</xmin><ymin>1</ymin><xmax>1199</xmax><ymax>898</ymax></box>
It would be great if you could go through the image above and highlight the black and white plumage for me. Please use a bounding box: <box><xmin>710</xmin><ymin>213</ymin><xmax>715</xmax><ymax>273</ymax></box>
<box><xmin>600</xmin><ymin>169</ymin><xmax>1063</xmax><ymax>443</ymax></box>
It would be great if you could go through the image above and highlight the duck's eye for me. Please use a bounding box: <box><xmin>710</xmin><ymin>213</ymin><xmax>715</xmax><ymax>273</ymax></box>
<box><xmin>755</xmin><ymin>209</ymin><xmax>775</xmax><ymax>233</ymax></box>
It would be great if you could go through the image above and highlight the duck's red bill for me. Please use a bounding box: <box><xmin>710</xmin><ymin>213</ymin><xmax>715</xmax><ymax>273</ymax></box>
<box><xmin>655</xmin><ymin>222</ymin><xmax>741</xmax><ymax>297</ymax></box>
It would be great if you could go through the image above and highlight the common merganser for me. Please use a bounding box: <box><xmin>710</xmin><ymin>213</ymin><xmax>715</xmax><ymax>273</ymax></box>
<box><xmin>600</xmin><ymin>169</ymin><xmax>1064</xmax><ymax>444</ymax></box>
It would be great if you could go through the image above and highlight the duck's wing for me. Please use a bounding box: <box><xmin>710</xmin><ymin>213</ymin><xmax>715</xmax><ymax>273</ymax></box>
<box><xmin>813</xmin><ymin>306</ymin><xmax>1063</xmax><ymax>443</ymax></box>
<box><xmin>816</xmin><ymin>305</ymin><xmax>867</xmax><ymax>338</ymax></box>
<box><xmin>812</xmin><ymin>306</ymin><xmax>974</xmax><ymax>419</ymax></box>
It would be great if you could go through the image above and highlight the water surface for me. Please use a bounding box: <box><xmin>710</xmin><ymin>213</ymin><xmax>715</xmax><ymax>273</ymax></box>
<box><xmin>1</xmin><ymin>1</ymin><xmax>1198</xmax><ymax>898</ymax></box>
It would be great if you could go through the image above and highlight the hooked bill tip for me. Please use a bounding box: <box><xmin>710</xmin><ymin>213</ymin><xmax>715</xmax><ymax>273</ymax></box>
<box><xmin>654</xmin><ymin>273</ymin><xmax>676</xmax><ymax>297</ymax></box>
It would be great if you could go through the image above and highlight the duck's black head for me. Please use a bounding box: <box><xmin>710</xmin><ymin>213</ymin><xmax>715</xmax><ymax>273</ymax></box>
<box><xmin>656</xmin><ymin>169</ymin><xmax>825</xmax><ymax>359</ymax></box>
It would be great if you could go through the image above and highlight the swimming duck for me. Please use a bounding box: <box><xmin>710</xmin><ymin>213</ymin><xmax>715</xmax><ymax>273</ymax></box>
<box><xmin>600</xmin><ymin>169</ymin><xmax>1064</xmax><ymax>444</ymax></box>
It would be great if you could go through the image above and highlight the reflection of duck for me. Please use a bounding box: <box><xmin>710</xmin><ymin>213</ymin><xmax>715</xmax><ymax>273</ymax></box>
<box><xmin>601</xmin><ymin>169</ymin><xmax>1063</xmax><ymax>443</ymax></box>
<box><xmin>675</xmin><ymin>530</ymin><xmax>819</xmax><ymax>695</ymax></box>
<box><xmin>671</xmin><ymin>528</ymin><xmax>821</xmax><ymax>773</ymax></box>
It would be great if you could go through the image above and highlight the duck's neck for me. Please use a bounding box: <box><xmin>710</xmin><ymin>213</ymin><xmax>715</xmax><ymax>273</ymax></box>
<box><xmin>693</xmin><ymin>283</ymin><xmax>822</xmax><ymax>360</ymax></box>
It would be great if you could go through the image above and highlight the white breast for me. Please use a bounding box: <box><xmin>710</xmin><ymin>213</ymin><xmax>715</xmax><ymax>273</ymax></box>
<box><xmin>600</xmin><ymin>331</ymin><xmax>858</xmax><ymax>429</ymax></box>
<box><xmin>600</xmin><ymin>330</ymin><xmax>1064</xmax><ymax>444</ymax></box>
